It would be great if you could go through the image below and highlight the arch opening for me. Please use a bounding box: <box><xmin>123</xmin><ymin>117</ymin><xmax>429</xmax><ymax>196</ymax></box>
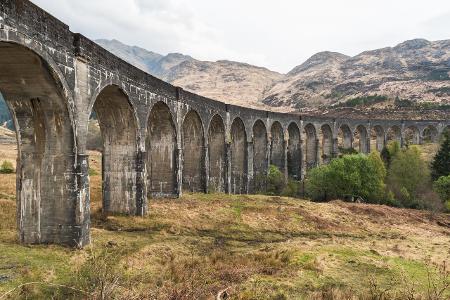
<box><xmin>270</xmin><ymin>122</ymin><xmax>285</xmax><ymax>172</ymax></box>
<box><xmin>404</xmin><ymin>126</ymin><xmax>420</xmax><ymax>145</ymax></box>
<box><xmin>90</xmin><ymin>85</ymin><xmax>138</xmax><ymax>215</ymax></box>
<box><xmin>320</xmin><ymin>124</ymin><xmax>333</xmax><ymax>163</ymax></box>
<box><xmin>304</xmin><ymin>123</ymin><xmax>318</xmax><ymax>169</ymax></box>
<box><xmin>147</xmin><ymin>102</ymin><xmax>177</xmax><ymax>197</ymax></box>
<box><xmin>208</xmin><ymin>115</ymin><xmax>226</xmax><ymax>193</ymax></box>
<box><xmin>0</xmin><ymin>42</ymin><xmax>77</xmax><ymax>245</ymax></box>
<box><xmin>231</xmin><ymin>118</ymin><xmax>247</xmax><ymax>194</ymax></box>
<box><xmin>182</xmin><ymin>111</ymin><xmax>205</xmax><ymax>192</ymax></box>
<box><xmin>338</xmin><ymin>124</ymin><xmax>353</xmax><ymax>153</ymax></box>
<box><xmin>354</xmin><ymin>125</ymin><xmax>369</xmax><ymax>153</ymax></box>
<box><xmin>253</xmin><ymin>120</ymin><xmax>268</xmax><ymax>192</ymax></box>
<box><xmin>387</xmin><ymin>126</ymin><xmax>402</xmax><ymax>145</ymax></box>
<box><xmin>422</xmin><ymin>125</ymin><xmax>438</xmax><ymax>143</ymax></box>
<box><xmin>287</xmin><ymin>123</ymin><xmax>301</xmax><ymax>180</ymax></box>
<box><xmin>370</xmin><ymin>125</ymin><xmax>385</xmax><ymax>152</ymax></box>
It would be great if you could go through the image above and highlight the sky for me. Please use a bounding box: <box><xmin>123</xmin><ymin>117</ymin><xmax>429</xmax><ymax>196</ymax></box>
<box><xmin>32</xmin><ymin>0</ymin><xmax>450</xmax><ymax>73</ymax></box>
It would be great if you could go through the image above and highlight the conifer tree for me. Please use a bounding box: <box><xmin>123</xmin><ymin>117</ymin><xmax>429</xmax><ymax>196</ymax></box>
<box><xmin>431</xmin><ymin>130</ymin><xmax>450</xmax><ymax>181</ymax></box>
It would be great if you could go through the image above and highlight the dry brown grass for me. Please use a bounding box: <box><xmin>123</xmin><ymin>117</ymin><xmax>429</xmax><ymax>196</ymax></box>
<box><xmin>0</xmin><ymin>145</ymin><xmax>449</xmax><ymax>299</ymax></box>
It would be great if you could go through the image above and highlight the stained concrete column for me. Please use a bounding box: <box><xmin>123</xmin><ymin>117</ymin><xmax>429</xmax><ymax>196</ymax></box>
<box><xmin>75</xmin><ymin>154</ymin><xmax>91</xmax><ymax>246</ymax></box>
<box><xmin>175</xmin><ymin>147</ymin><xmax>183</xmax><ymax>197</ymax></box>
<box><xmin>225</xmin><ymin>142</ymin><xmax>232</xmax><ymax>194</ymax></box>
<box><xmin>246</xmin><ymin>141</ymin><xmax>254</xmax><ymax>194</ymax></box>
<box><xmin>332</xmin><ymin>137</ymin><xmax>339</xmax><ymax>158</ymax></box>
<box><xmin>135</xmin><ymin>150</ymin><xmax>147</xmax><ymax>216</ymax></box>
<box><xmin>283</xmin><ymin>139</ymin><xmax>288</xmax><ymax>181</ymax></box>
<box><xmin>299</xmin><ymin>139</ymin><xmax>305</xmax><ymax>180</ymax></box>
<box><xmin>366</xmin><ymin>138</ymin><xmax>371</xmax><ymax>153</ymax></box>
<box><xmin>203</xmin><ymin>144</ymin><xmax>209</xmax><ymax>194</ymax></box>
<box><xmin>315</xmin><ymin>138</ymin><xmax>320</xmax><ymax>167</ymax></box>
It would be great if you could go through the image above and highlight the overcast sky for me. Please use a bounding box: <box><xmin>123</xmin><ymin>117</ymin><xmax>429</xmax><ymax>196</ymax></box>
<box><xmin>32</xmin><ymin>0</ymin><xmax>450</xmax><ymax>73</ymax></box>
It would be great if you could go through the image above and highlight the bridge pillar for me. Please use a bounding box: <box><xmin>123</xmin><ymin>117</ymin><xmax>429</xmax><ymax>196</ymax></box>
<box><xmin>332</xmin><ymin>137</ymin><xmax>339</xmax><ymax>158</ymax></box>
<box><xmin>225</xmin><ymin>142</ymin><xmax>232</xmax><ymax>194</ymax></box>
<box><xmin>283</xmin><ymin>139</ymin><xmax>288</xmax><ymax>181</ymax></box>
<box><xmin>203</xmin><ymin>144</ymin><xmax>210</xmax><ymax>194</ymax></box>
<box><xmin>175</xmin><ymin>147</ymin><xmax>183</xmax><ymax>197</ymax></box>
<box><xmin>246</xmin><ymin>141</ymin><xmax>254</xmax><ymax>194</ymax></box>
<box><xmin>366</xmin><ymin>137</ymin><xmax>371</xmax><ymax>153</ymax></box>
<box><xmin>135</xmin><ymin>150</ymin><xmax>147</xmax><ymax>216</ymax></box>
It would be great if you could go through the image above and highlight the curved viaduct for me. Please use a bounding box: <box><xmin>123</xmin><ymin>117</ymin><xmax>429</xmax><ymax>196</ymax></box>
<box><xmin>0</xmin><ymin>1</ymin><xmax>449</xmax><ymax>247</ymax></box>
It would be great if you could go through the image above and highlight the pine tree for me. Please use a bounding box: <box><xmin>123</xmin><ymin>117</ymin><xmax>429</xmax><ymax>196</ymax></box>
<box><xmin>431</xmin><ymin>130</ymin><xmax>450</xmax><ymax>181</ymax></box>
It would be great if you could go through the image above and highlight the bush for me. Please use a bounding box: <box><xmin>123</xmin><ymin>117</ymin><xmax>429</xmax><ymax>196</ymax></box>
<box><xmin>387</xmin><ymin>146</ymin><xmax>430</xmax><ymax>208</ymax></box>
<box><xmin>266</xmin><ymin>165</ymin><xmax>285</xmax><ymax>195</ymax></box>
<box><xmin>433</xmin><ymin>175</ymin><xmax>450</xmax><ymax>204</ymax></box>
<box><xmin>0</xmin><ymin>160</ymin><xmax>14</xmax><ymax>174</ymax></box>
<box><xmin>281</xmin><ymin>179</ymin><xmax>300</xmax><ymax>197</ymax></box>
<box><xmin>305</xmin><ymin>153</ymin><xmax>386</xmax><ymax>202</ymax></box>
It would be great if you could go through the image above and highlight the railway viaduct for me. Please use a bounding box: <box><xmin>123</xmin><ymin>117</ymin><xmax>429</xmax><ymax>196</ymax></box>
<box><xmin>0</xmin><ymin>0</ymin><xmax>449</xmax><ymax>247</ymax></box>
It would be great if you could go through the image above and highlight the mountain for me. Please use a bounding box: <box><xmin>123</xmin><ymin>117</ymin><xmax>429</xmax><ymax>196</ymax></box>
<box><xmin>263</xmin><ymin>39</ymin><xmax>450</xmax><ymax>111</ymax></box>
<box><xmin>97</xmin><ymin>38</ymin><xmax>450</xmax><ymax>113</ymax></box>
<box><xmin>95</xmin><ymin>39</ymin><xmax>283</xmax><ymax>109</ymax></box>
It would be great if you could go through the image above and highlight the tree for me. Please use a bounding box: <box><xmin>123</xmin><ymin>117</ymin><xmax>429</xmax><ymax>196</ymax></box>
<box><xmin>387</xmin><ymin>146</ymin><xmax>429</xmax><ymax>208</ymax></box>
<box><xmin>381</xmin><ymin>141</ymin><xmax>400</xmax><ymax>168</ymax></box>
<box><xmin>433</xmin><ymin>175</ymin><xmax>450</xmax><ymax>204</ymax></box>
<box><xmin>305</xmin><ymin>154</ymin><xmax>386</xmax><ymax>203</ymax></box>
<box><xmin>431</xmin><ymin>130</ymin><xmax>450</xmax><ymax>181</ymax></box>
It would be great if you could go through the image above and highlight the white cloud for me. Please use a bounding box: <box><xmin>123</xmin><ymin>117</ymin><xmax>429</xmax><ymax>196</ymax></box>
<box><xmin>32</xmin><ymin>0</ymin><xmax>450</xmax><ymax>73</ymax></box>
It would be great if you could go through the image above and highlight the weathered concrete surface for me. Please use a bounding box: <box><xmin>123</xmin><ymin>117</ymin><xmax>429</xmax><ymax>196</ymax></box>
<box><xmin>0</xmin><ymin>0</ymin><xmax>448</xmax><ymax>247</ymax></box>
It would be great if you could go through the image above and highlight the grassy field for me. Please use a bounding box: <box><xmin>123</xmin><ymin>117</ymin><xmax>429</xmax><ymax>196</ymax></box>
<box><xmin>0</xmin><ymin>146</ymin><xmax>449</xmax><ymax>299</ymax></box>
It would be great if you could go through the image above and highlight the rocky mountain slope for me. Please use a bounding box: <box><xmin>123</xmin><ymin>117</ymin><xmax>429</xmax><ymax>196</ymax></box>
<box><xmin>96</xmin><ymin>39</ymin><xmax>283</xmax><ymax>109</ymax></box>
<box><xmin>97</xmin><ymin>38</ymin><xmax>450</xmax><ymax>114</ymax></box>
<box><xmin>263</xmin><ymin>39</ymin><xmax>450</xmax><ymax>111</ymax></box>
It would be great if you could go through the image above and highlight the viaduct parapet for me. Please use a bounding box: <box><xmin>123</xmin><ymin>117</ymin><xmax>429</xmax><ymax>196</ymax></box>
<box><xmin>0</xmin><ymin>0</ymin><xmax>448</xmax><ymax>246</ymax></box>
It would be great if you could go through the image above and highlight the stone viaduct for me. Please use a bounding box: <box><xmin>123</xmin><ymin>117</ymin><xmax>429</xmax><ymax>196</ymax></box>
<box><xmin>0</xmin><ymin>0</ymin><xmax>449</xmax><ymax>247</ymax></box>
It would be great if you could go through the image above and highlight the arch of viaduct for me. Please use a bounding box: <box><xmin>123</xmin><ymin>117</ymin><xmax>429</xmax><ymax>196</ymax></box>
<box><xmin>0</xmin><ymin>0</ymin><xmax>449</xmax><ymax>247</ymax></box>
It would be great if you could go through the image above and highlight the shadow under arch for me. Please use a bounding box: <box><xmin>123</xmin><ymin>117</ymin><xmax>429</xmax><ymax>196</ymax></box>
<box><xmin>207</xmin><ymin>114</ymin><xmax>226</xmax><ymax>193</ymax></box>
<box><xmin>287</xmin><ymin>122</ymin><xmax>301</xmax><ymax>180</ymax></box>
<box><xmin>387</xmin><ymin>125</ymin><xmax>402</xmax><ymax>145</ymax></box>
<box><xmin>270</xmin><ymin>121</ymin><xmax>285</xmax><ymax>172</ymax></box>
<box><xmin>303</xmin><ymin>123</ymin><xmax>318</xmax><ymax>169</ymax></box>
<box><xmin>338</xmin><ymin>124</ymin><xmax>353</xmax><ymax>152</ymax></box>
<box><xmin>354</xmin><ymin>125</ymin><xmax>369</xmax><ymax>153</ymax></box>
<box><xmin>370</xmin><ymin>125</ymin><xmax>385</xmax><ymax>152</ymax></box>
<box><xmin>422</xmin><ymin>125</ymin><xmax>439</xmax><ymax>143</ymax></box>
<box><xmin>182</xmin><ymin>110</ymin><xmax>205</xmax><ymax>192</ymax></box>
<box><xmin>89</xmin><ymin>84</ymin><xmax>139</xmax><ymax>215</ymax></box>
<box><xmin>404</xmin><ymin>126</ymin><xmax>420</xmax><ymax>145</ymax></box>
<box><xmin>253</xmin><ymin>119</ymin><xmax>268</xmax><ymax>192</ymax></box>
<box><xmin>0</xmin><ymin>41</ymin><xmax>84</xmax><ymax>246</ymax></box>
<box><xmin>146</xmin><ymin>101</ymin><xmax>177</xmax><ymax>197</ymax></box>
<box><xmin>320</xmin><ymin>124</ymin><xmax>333</xmax><ymax>163</ymax></box>
<box><xmin>230</xmin><ymin>117</ymin><xmax>247</xmax><ymax>194</ymax></box>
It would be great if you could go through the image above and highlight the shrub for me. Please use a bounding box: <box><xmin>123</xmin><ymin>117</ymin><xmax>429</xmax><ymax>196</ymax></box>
<box><xmin>433</xmin><ymin>175</ymin><xmax>450</xmax><ymax>204</ymax></box>
<box><xmin>305</xmin><ymin>153</ymin><xmax>386</xmax><ymax>202</ymax></box>
<box><xmin>266</xmin><ymin>165</ymin><xmax>285</xmax><ymax>195</ymax></box>
<box><xmin>0</xmin><ymin>160</ymin><xmax>14</xmax><ymax>174</ymax></box>
<box><xmin>431</xmin><ymin>130</ymin><xmax>450</xmax><ymax>181</ymax></box>
<box><xmin>281</xmin><ymin>179</ymin><xmax>300</xmax><ymax>197</ymax></box>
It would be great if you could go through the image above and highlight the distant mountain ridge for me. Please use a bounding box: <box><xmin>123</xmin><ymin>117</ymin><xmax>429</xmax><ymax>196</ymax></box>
<box><xmin>96</xmin><ymin>38</ymin><xmax>450</xmax><ymax>113</ymax></box>
<box><xmin>95</xmin><ymin>39</ymin><xmax>282</xmax><ymax>109</ymax></box>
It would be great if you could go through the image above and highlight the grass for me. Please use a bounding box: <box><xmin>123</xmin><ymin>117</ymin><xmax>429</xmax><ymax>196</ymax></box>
<box><xmin>0</xmin><ymin>149</ymin><xmax>449</xmax><ymax>299</ymax></box>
